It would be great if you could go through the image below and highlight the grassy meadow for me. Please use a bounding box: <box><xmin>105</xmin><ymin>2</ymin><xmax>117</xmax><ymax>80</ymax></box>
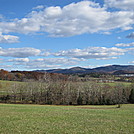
<box><xmin>0</xmin><ymin>104</ymin><xmax>134</xmax><ymax>134</ymax></box>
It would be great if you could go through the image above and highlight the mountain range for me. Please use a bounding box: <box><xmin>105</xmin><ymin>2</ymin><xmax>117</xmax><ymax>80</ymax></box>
<box><xmin>35</xmin><ymin>65</ymin><xmax>134</xmax><ymax>74</ymax></box>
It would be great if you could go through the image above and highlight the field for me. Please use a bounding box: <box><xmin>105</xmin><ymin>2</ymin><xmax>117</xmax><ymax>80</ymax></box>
<box><xmin>0</xmin><ymin>104</ymin><xmax>134</xmax><ymax>134</ymax></box>
<box><xmin>0</xmin><ymin>80</ymin><xmax>131</xmax><ymax>93</ymax></box>
<box><xmin>0</xmin><ymin>80</ymin><xmax>22</xmax><ymax>95</ymax></box>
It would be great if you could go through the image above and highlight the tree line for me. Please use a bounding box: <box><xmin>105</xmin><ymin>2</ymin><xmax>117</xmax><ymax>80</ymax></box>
<box><xmin>0</xmin><ymin>69</ymin><xmax>68</xmax><ymax>81</ymax></box>
<box><xmin>0</xmin><ymin>73</ymin><xmax>134</xmax><ymax>105</ymax></box>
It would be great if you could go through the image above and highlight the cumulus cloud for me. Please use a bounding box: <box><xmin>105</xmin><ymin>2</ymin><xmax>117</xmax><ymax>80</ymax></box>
<box><xmin>104</xmin><ymin>0</ymin><xmax>134</xmax><ymax>10</ymax></box>
<box><xmin>32</xmin><ymin>57</ymin><xmax>83</xmax><ymax>65</ymax></box>
<box><xmin>5</xmin><ymin>57</ymin><xmax>84</xmax><ymax>69</ymax></box>
<box><xmin>54</xmin><ymin>47</ymin><xmax>126</xmax><ymax>59</ymax></box>
<box><xmin>9</xmin><ymin>57</ymin><xmax>85</xmax><ymax>69</ymax></box>
<box><xmin>0</xmin><ymin>1</ymin><xmax>133</xmax><ymax>37</ymax></box>
<box><xmin>115</xmin><ymin>42</ymin><xmax>134</xmax><ymax>47</ymax></box>
<box><xmin>0</xmin><ymin>47</ymin><xmax>41</xmax><ymax>58</ymax></box>
<box><xmin>0</xmin><ymin>33</ymin><xmax>19</xmax><ymax>43</ymax></box>
<box><xmin>0</xmin><ymin>45</ymin><xmax>133</xmax><ymax>70</ymax></box>
<box><xmin>126</xmin><ymin>32</ymin><xmax>134</xmax><ymax>39</ymax></box>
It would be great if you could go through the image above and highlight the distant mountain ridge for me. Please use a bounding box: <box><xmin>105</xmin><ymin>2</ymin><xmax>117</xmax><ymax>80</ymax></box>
<box><xmin>35</xmin><ymin>65</ymin><xmax>134</xmax><ymax>74</ymax></box>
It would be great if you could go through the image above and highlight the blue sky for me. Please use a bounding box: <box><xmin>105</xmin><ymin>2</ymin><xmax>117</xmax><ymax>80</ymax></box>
<box><xmin>0</xmin><ymin>0</ymin><xmax>134</xmax><ymax>70</ymax></box>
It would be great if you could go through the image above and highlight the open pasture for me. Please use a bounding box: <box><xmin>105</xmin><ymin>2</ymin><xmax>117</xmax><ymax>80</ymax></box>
<box><xmin>0</xmin><ymin>104</ymin><xmax>134</xmax><ymax>134</ymax></box>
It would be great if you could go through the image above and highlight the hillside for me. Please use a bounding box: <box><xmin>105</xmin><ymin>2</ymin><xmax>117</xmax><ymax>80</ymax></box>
<box><xmin>35</xmin><ymin>65</ymin><xmax>134</xmax><ymax>74</ymax></box>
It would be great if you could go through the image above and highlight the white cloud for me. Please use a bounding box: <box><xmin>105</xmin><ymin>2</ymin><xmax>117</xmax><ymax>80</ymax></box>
<box><xmin>0</xmin><ymin>65</ymin><xmax>12</xmax><ymax>69</ymax></box>
<box><xmin>117</xmin><ymin>37</ymin><xmax>121</xmax><ymax>40</ymax></box>
<box><xmin>0</xmin><ymin>45</ymin><xmax>132</xmax><ymax>70</ymax></box>
<box><xmin>40</xmin><ymin>51</ymin><xmax>51</xmax><ymax>56</ymax></box>
<box><xmin>8</xmin><ymin>58</ymin><xmax>29</xmax><ymax>62</ymax></box>
<box><xmin>102</xmin><ymin>31</ymin><xmax>111</xmax><ymax>35</ymax></box>
<box><xmin>0</xmin><ymin>47</ymin><xmax>41</xmax><ymax>58</ymax></box>
<box><xmin>33</xmin><ymin>5</ymin><xmax>44</xmax><ymax>10</ymax></box>
<box><xmin>115</xmin><ymin>42</ymin><xmax>134</xmax><ymax>47</ymax></box>
<box><xmin>9</xmin><ymin>57</ymin><xmax>84</xmax><ymax>69</ymax></box>
<box><xmin>26</xmin><ymin>64</ymin><xmax>61</xmax><ymax>69</ymax></box>
<box><xmin>129</xmin><ymin>61</ymin><xmax>134</xmax><ymax>64</ymax></box>
<box><xmin>96</xmin><ymin>57</ymin><xmax>118</xmax><ymax>60</ymax></box>
<box><xmin>0</xmin><ymin>58</ymin><xmax>3</xmax><ymax>63</ymax></box>
<box><xmin>126</xmin><ymin>32</ymin><xmax>134</xmax><ymax>39</ymax></box>
<box><xmin>0</xmin><ymin>1</ymin><xmax>133</xmax><ymax>37</ymax></box>
<box><xmin>32</xmin><ymin>57</ymin><xmax>83</xmax><ymax>65</ymax></box>
<box><xmin>0</xmin><ymin>33</ymin><xmax>19</xmax><ymax>43</ymax></box>
<box><xmin>104</xmin><ymin>0</ymin><xmax>134</xmax><ymax>10</ymax></box>
<box><xmin>0</xmin><ymin>14</ymin><xmax>4</xmax><ymax>20</ymax></box>
<box><xmin>126</xmin><ymin>47</ymin><xmax>134</xmax><ymax>55</ymax></box>
<box><xmin>54</xmin><ymin>47</ymin><xmax>126</xmax><ymax>59</ymax></box>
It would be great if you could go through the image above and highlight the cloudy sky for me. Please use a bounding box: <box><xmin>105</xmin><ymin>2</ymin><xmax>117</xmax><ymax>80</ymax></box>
<box><xmin>0</xmin><ymin>0</ymin><xmax>134</xmax><ymax>70</ymax></box>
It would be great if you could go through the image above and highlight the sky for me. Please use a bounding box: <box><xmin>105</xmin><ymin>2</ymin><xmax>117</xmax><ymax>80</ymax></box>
<box><xmin>0</xmin><ymin>0</ymin><xmax>134</xmax><ymax>71</ymax></box>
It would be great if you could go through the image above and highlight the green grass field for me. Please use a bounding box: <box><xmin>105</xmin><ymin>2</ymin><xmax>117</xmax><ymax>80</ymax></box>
<box><xmin>0</xmin><ymin>104</ymin><xmax>134</xmax><ymax>134</ymax></box>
